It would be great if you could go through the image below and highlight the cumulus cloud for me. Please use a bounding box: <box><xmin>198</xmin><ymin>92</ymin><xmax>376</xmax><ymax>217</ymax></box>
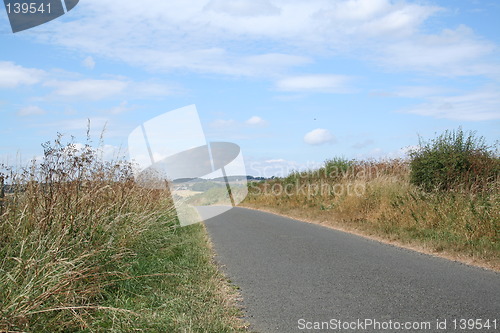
<box><xmin>34</xmin><ymin>0</ymin><xmax>471</xmax><ymax>78</ymax></box>
<box><xmin>82</xmin><ymin>56</ymin><xmax>96</xmax><ymax>69</ymax></box>
<box><xmin>304</xmin><ymin>129</ymin><xmax>336</xmax><ymax>145</ymax></box>
<box><xmin>16</xmin><ymin>0</ymin><xmax>493</xmax><ymax>87</ymax></box>
<box><xmin>246</xmin><ymin>116</ymin><xmax>267</xmax><ymax>126</ymax></box>
<box><xmin>0</xmin><ymin>62</ymin><xmax>45</xmax><ymax>88</ymax></box>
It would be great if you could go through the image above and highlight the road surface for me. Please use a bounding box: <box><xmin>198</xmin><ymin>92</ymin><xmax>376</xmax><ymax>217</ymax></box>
<box><xmin>199</xmin><ymin>206</ymin><xmax>500</xmax><ymax>332</ymax></box>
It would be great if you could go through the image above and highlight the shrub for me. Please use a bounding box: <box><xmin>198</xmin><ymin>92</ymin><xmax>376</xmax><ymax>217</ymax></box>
<box><xmin>409</xmin><ymin>128</ymin><xmax>499</xmax><ymax>192</ymax></box>
<box><xmin>323</xmin><ymin>157</ymin><xmax>354</xmax><ymax>180</ymax></box>
<box><xmin>283</xmin><ymin>170</ymin><xmax>304</xmax><ymax>185</ymax></box>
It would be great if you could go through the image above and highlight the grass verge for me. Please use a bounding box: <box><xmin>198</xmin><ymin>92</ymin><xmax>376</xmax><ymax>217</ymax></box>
<box><xmin>243</xmin><ymin>159</ymin><xmax>499</xmax><ymax>271</ymax></box>
<box><xmin>0</xmin><ymin>135</ymin><xmax>247</xmax><ymax>332</ymax></box>
<box><xmin>93</xmin><ymin>221</ymin><xmax>248</xmax><ymax>332</ymax></box>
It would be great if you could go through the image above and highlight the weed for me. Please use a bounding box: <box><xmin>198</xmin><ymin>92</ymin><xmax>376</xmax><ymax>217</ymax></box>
<box><xmin>0</xmin><ymin>133</ymin><xmax>246</xmax><ymax>332</ymax></box>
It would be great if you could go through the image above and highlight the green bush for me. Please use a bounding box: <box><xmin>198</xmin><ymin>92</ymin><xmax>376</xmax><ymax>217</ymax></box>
<box><xmin>323</xmin><ymin>157</ymin><xmax>354</xmax><ymax>179</ymax></box>
<box><xmin>283</xmin><ymin>170</ymin><xmax>303</xmax><ymax>185</ymax></box>
<box><xmin>409</xmin><ymin>128</ymin><xmax>499</xmax><ymax>192</ymax></box>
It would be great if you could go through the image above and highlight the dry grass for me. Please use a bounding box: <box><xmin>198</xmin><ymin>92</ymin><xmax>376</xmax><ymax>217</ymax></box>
<box><xmin>0</xmin><ymin>135</ymin><xmax>171</xmax><ymax>331</ymax></box>
<box><xmin>0</xmin><ymin>134</ymin><xmax>247</xmax><ymax>332</ymax></box>
<box><xmin>243</xmin><ymin>159</ymin><xmax>499</xmax><ymax>270</ymax></box>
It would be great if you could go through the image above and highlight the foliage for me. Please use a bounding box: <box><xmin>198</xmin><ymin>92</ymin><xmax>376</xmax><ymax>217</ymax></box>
<box><xmin>0</xmin><ymin>134</ymin><xmax>245</xmax><ymax>332</ymax></box>
<box><xmin>409</xmin><ymin>128</ymin><xmax>499</xmax><ymax>192</ymax></box>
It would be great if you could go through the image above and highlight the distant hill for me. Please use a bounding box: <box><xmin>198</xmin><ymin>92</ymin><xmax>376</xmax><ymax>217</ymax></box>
<box><xmin>172</xmin><ymin>175</ymin><xmax>267</xmax><ymax>184</ymax></box>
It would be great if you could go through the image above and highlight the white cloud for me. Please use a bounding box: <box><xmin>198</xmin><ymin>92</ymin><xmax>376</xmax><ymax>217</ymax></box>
<box><xmin>61</xmin><ymin>142</ymin><xmax>126</xmax><ymax>162</ymax></box>
<box><xmin>82</xmin><ymin>56</ymin><xmax>96</xmax><ymax>69</ymax></box>
<box><xmin>265</xmin><ymin>159</ymin><xmax>286</xmax><ymax>163</ymax></box>
<box><xmin>95</xmin><ymin>144</ymin><xmax>127</xmax><ymax>161</ymax></box>
<box><xmin>210</xmin><ymin>116</ymin><xmax>268</xmax><ymax>129</ymax></box>
<box><xmin>0</xmin><ymin>62</ymin><xmax>45</xmax><ymax>88</ymax></box>
<box><xmin>18</xmin><ymin>105</ymin><xmax>46</xmax><ymax>116</ymax></box>
<box><xmin>402</xmin><ymin>88</ymin><xmax>500</xmax><ymax>121</ymax></box>
<box><xmin>130</xmin><ymin>81</ymin><xmax>178</xmax><ymax>98</ymax></box>
<box><xmin>402</xmin><ymin>145</ymin><xmax>421</xmax><ymax>156</ymax></box>
<box><xmin>8</xmin><ymin>0</ymin><xmax>496</xmax><ymax>91</ymax></box>
<box><xmin>239</xmin><ymin>53</ymin><xmax>311</xmax><ymax>76</ymax></box>
<box><xmin>44</xmin><ymin>79</ymin><xmax>128</xmax><ymax>100</ymax></box>
<box><xmin>304</xmin><ymin>129</ymin><xmax>335</xmax><ymax>145</ymax></box>
<box><xmin>204</xmin><ymin>0</ymin><xmax>280</xmax><ymax>17</ymax></box>
<box><xmin>33</xmin><ymin>0</ymin><xmax>453</xmax><ymax>77</ymax></box>
<box><xmin>356</xmin><ymin>145</ymin><xmax>417</xmax><ymax>160</ymax></box>
<box><xmin>0</xmin><ymin>60</ymin><xmax>175</xmax><ymax>102</ymax></box>
<box><xmin>246</xmin><ymin>116</ymin><xmax>267</xmax><ymax>126</ymax></box>
<box><xmin>316</xmin><ymin>0</ymin><xmax>439</xmax><ymax>37</ymax></box>
<box><xmin>371</xmin><ymin>85</ymin><xmax>453</xmax><ymax>98</ymax></box>
<box><xmin>246</xmin><ymin>156</ymin><xmax>326</xmax><ymax>178</ymax></box>
<box><xmin>378</xmin><ymin>25</ymin><xmax>498</xmax><ymax>76</ymax></box>
<box><xmin>45</xmin><ymin>78</ymin><xmax>175</xmax><ymax>101</ymax></box>
<box><xmin>243</xmin><ymin>53</ymin><xmax>310</xmax><ymax>68</ymax></box>
<box><xmin>393</xmin><ymin>86</ymin><xmax>452</xmax><ymax>98</ymax></box>
<box><xmin>324</xmin><ymin>0</ymin><xmax>390</xmax><ymax>21</ymax></box>
<box><xmin>276</xmin><ymin>74</ymin><xmax>353</xmax><ymax>93</ymax></box>
<box><xmin>107</xmin><ymin>101</ymin><xmax>134</xmax><ymax>115</ymax></box>
<box><xmin>246</xmin><ymin>157</ymin><xmax>300</xmax><ymax>178</ymax></box>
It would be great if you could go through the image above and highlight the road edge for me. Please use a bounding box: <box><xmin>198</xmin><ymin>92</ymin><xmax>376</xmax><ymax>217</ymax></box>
<box><xmin>239</xmin><ymin>204</ymin><xmax>499</xmax><ymax>273</ymax></box>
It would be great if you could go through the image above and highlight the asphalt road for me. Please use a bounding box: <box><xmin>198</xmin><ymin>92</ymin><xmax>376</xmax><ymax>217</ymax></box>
<box><xmin>198</xmin><ymin>206</ymin><xmax>500</xmax><ymax>333</ymax></box>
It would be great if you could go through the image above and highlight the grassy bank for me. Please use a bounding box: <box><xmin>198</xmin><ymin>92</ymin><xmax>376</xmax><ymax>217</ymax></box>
<box><xmin>243</xmin><ymin>156</ymin><xmax>499</xmax><ymax>270</ymax></box>
<box><xmin>93</xmin><ymin>219</ymin><xmax>247</xmax><ymax>332</ymax></box>
<box><xmin>0</xmin><ymin>136</ymin><xmax>246</xmax><ymax>332</ymax></box>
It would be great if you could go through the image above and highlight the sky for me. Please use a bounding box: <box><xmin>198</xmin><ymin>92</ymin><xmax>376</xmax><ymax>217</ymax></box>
<box><xmin>1</xmin><ymin>0</ymin><xmax>499</xmax><ymax>178</ymax></box>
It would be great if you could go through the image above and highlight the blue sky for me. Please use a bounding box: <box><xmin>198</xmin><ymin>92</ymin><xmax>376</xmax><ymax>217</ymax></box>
<box><xmin>1</xmin><ymin>0</ymin><xmax>499</xmax><ymax>177</ymax></box>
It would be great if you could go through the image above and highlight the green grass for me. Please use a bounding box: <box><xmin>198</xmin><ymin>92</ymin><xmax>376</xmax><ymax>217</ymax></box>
<box><xmin>93</xmin><ymin>220</ymin><xmax>247</xmax><ymax>332</ymax></box>
<box><xmin>0</xmin><ymin>134</ymin><xmax>247</xmax><ymax>332</ymax></box>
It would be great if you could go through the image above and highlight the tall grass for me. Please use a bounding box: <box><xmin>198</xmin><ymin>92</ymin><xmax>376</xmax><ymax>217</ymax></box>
<box><xmin>0</xmin><ymin>134</ymin><xmax>246</xmax><ymax>332</ymax></box>
<box><xmin>244</xmin><ymin>156</ymin><xmax>499</xmax><ymax>269</ymax></box>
